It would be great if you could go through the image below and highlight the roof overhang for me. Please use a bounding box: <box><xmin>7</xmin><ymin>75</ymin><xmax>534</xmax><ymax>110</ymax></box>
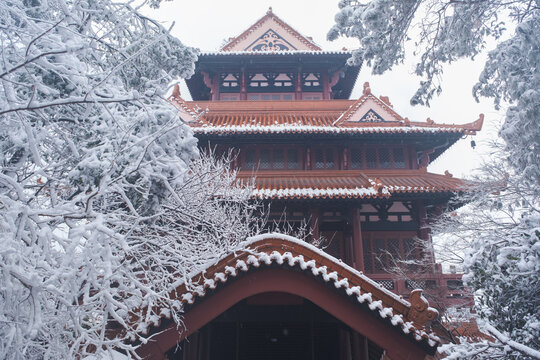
<box><xmin>236</xmin><ymin>170</ymin><xmax>466</xmax><ymax>200</ymax></box>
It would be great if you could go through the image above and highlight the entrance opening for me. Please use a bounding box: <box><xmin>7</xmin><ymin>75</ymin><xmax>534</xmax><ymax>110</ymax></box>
<box><xmin>166</xmin><ymin>293</ymin><xmax>384</xmax><ymax>360</ymax></box>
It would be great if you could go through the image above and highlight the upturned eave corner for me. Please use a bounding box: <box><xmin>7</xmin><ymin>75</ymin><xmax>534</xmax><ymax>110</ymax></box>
<box><xmin>168</xmin><ymin>85</ymin><xmax>209</xmax><ymax>125</ymax></box>
<box><xmin>462</xmin><ymin>113</ymin><xmax>485</xmax><ymax>135</ymax></box>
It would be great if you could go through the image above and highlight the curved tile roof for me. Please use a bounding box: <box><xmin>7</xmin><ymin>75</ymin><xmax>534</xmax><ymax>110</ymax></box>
<box><xmin>178</xmin><ymin>91</ymin><xmax>483</xmax><ymax>137</ymax></box>
<box><xmin>152</xmin><ymin>235</ymin><xmax>441</xmax><ymax>349</ymax></box>
<box><xmin>237</xmin><ymin>170</ymin><xmax>465</xmax><ymax>199</ymax></box>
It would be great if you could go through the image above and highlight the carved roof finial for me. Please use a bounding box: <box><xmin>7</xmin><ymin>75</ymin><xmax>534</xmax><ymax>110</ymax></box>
<box><xmin>363</xmin><ymin>82</ymin><xmax>371</xmax><ymax>96</ymax></box>
<box><xmin>267</xmin><ymin>6</ymin><xmax>273</xmax><ymax>14</ymax></box>
<box><xmin>444</xmin><ymin>170</ymin><xmax>453</xmax><ymax>178</ymax></box>
<box><xmin>408</xmin><ymin>289</ymin><xmax>438</xmax><ymax>329</ymax></box>
<box><xmin>426</xmin><ymin>117</ymin><xmax>435</xmax><ymax>125</ymax></box>
<box><xmin>171</xmin><ymin>84</ymin><xmax>181</xmax><ymax>99</ymax></box>
<box><xmin>380</xmin><ymin>95</ymin><xmax>392</xmax><ymax>107</ymax></box>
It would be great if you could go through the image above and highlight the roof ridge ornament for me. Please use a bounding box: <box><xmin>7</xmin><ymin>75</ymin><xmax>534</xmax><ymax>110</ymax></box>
<box><xmin>408</xmin><ymin>289</ymin><xmax>439</xmax><ymax>330</ymax></box>
<box><xmin>267</xmin><ymin>6</ymin><xmax>272</xmax><ymax>14</ymax></box>
<box><xmin>169</xmin><ymin>84</ymin><xmax>208</xmax><ymax>124</ymax></box>
<box><xmin>380</xmin><ymin>95</ymin><xmax>393</xmax><ymax>107</ymax></box>
<box><xmin>363</xmin><ymin>81</ymin><xmax>371</xmax><ymax>96</ymax></box>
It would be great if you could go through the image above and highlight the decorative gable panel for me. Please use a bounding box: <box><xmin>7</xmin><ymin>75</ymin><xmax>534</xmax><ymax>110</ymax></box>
<box><xmin>360</xmin><ymin>109</ymin><xmax>385</xmax><ymax>123</ymax></box>
<box><xmin>221</xmin><ymin>8</ymin><xmax>321</xmax><ymax>52</ymax></box>
<box><xmin>334</xmin><ymin>83</ymin><xmax>404</xmax><ymax>126</ymax></box>
<box><xmin>246</xmin><ymin>29</ymin><xmax>296</xmax><ymax>51</ymax></box>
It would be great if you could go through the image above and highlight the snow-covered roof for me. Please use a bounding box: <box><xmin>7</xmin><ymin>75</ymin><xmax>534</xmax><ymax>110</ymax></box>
<box><xmin>176</xmin><ymin>84</ymin><xmax>484</xmax><ymax>137</ymax></box>
<box><xmin>238</xmin><ymin>170</ymin><xmax>465</xmax><ymax>200</ymax></box>
<box><xmin>145</xmin><ymin>235</ymin><xmax>441</xmax><ymax>348</ymax></box>
<box><xmin>193</xmin><ymin>123</ymin><xmax>469</xmax><ymax>136</ymax></box>
<box><xmin>199</xmin><ymin>50</ymin><xmax>351</xmax><ymax>56</ymax></box>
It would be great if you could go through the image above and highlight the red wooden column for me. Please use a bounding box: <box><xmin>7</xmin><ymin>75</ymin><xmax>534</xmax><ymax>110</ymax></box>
<box><xmin>211</xmin><ymin>74</ymin><xmax>219</xmax><ymax>101</ymax></box>
<box><xmin>352</xmin><ymin>208</ymin><xmax>364</xmax><ymax>271</ymax></box>
<box><xmin>322</xmin><ymin>71</ymin><xmax>330</xmax><ymax>100</ymax></box>
<box><xmin>295</xmin><ymin>70</ymin><xmax>302</xmax><ymax>100</ymax></box>
<box><xmin>310</xmin><ymin>208</ymin><xmax>320</xmax><ymax>243</ymax></box>
<box><xmin>416</xmin><ymin>200</ymin><xmax>435</xmax><ymax>267</ymax></box>
<box><xmin>240</xmin><ymin>70</ymin><xmax>247</xmax><ymax>100</ymax></box>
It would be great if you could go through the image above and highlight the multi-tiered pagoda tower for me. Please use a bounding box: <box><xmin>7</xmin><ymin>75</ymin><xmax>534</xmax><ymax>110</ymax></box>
<box><xmin>136</xmin><ymin>9</ymin><xmax>482</xmax><ymax>360</ymax></box>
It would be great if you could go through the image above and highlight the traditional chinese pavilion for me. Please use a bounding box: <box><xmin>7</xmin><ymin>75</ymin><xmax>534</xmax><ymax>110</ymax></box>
<box><xmin>136</xmin><ymin>8</ymin><xmax>483</xmax><ymax>360</ymax></box>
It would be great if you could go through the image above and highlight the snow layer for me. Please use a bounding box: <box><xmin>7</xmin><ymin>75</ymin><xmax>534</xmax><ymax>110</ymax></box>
<box><xmin>193</xmin><ymin>123</ymin><xmax>465</xmax><ymax>135</ymax></box>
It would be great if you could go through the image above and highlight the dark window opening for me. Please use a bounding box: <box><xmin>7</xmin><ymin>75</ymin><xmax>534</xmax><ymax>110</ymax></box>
<box><xmin>366</xmin><ymin>148</ymin><xmax>377</xmax><ymax>169</ymax></box>
<box><xmin>314</xmin><ymin>148</ymin><xmax>335</xmax><ymax>169</ymax></box>
<box><xmin>245</xmin><ymin>151</ymin><xmax>256</xmax><ymax>170</ymax></box>
<box><xmin>242</xmin><ymin>147</ymin><xmax>302</xmax><ymax>170</ymax></box>
<box><xmin>447</xmin><ymin>280</ymin><xmax>464</xmax><ymax>290</ymax></box>
<box><xmin>350</xmin><ymin>146</ymin><xmax>408</xmax><ymax>169</ymax></box>
<box><xmin>393</xmin><ymin>148</ymin><xmax>405</xmax><ymax>168</ymax></box>
<box><xmin>287</xmin><ymin>149</ymin><xmax>299</xmax><ymax>169</ymax></box>
<box><xmin>260</xmin><ymin>149</ymin><xmax>271</xmax><ymax>169</ymax></box>
<box><xmin>379</xmin><ymin>148</ymin><xmax>391</xmax><ymax>169</ymax></box>
<box><xmin>350</xmin><ymin>148</ymin><xmax>363</xmax><ymax>169</ymax></box>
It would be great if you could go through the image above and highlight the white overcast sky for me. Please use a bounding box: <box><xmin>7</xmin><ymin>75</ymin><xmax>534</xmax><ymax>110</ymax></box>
<box><xmin>143</xmin><ymin>0</ymin><xmax>503</xmax><ymax>177</ymax></box>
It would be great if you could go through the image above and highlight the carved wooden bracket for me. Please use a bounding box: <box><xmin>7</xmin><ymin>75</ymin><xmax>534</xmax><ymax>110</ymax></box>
<box><xmin>408</xmin><ymin>289</ymin><xmax>438</xmax><ymax>330</ymax></box>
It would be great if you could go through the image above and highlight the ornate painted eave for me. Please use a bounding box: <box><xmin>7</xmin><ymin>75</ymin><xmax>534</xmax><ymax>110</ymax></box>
<box><xmin>136</xmin><ymin>235</ymin><xmax>441</xmax><ymax>353</ymax></box>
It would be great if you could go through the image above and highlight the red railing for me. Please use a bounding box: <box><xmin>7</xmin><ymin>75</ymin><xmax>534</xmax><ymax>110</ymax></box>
<box><xmin>368</xmin><ymin>272</ymin><xmax>474</xmax><ymax>308</ymax></box>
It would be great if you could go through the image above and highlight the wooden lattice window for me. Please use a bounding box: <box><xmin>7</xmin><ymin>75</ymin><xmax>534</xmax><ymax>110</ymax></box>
<box><xmin>287</xmin><ymin>149</ymin><xmax>299</xmax><ymax>169</ymax></box>
<box><xmin>245</xmin><ymin>151</ymin><xmax>257</xmax><ymax>170</ymax></box>
<box><xmin>366</xmin><ymin>148</ymin><xmax>377</xmax><ymax>169</ymax></box>
<box><xmin>349</xmin><ymin>146</ymin><xmax>409</xmax><ymax>169</ymax></box>
<box><xmin>362</xmin><ymin>232</ymin><xmax>419</xmax><ymax>273</ymax></box>
<box><xmin>379</xmin><ymin>148</ymin><xmax>391</xmax><ymax>169</ymax></box>
<box><xmin>350</xmin><ymin>148</ymin><xmax>363</xmax><ymax>169</ymax></box>
<box><xmin>242</xmin><ymin>147</ymin><xmax>302</xmax><ymax>170</ymax></box>
<box><xmin>259</xmin><ymin>149</ymin><xmax>271</xmax><ymax>169</ymax></box>
<box><xmin>314</xmin><ymin>148</ymin><xmax>336</xmax><ymax>169</ymax></box>
<box><xmin>247</xmin><ymin>93</ymin><xmax>294</xmax><ymax>101</ymax></box>
<box><xmin>393</xmin><ymin>148</ymin><xmax>406</xmax><ymax>168</ymax></box>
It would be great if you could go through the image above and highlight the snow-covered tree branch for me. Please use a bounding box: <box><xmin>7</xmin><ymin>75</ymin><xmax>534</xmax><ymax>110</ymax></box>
<box><xmin>431</xmin><ymin>145</ymin><xmax>539</xmax><ymax>358</ymax></box>
<box><xmin>329</xmin><ymin>0</ymin><xmax>539</xmax><ymax>184</ymax></box>
<box><xmin>329</xmin><ymin>1</ymin><xmax>539</xmax><ymax>358</ymax></box>
<box><xmin>0</xmin><ymin>0</ymin><xmax>265</xmax><ymax>358</ymax></box>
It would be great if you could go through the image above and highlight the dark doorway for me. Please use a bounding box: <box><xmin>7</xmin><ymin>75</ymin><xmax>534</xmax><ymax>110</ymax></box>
<box><xmin>166</xmin><ymin>294</ymin><xmax>383</xmax><ymax>360</ymax></box>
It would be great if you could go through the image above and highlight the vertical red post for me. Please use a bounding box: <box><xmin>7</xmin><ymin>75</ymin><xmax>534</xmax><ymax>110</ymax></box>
<box><xmin>211</xmin><ymin>74</ymin><xmax>219</xmax><ymax>101</ymax></box>
<box><xmin>240</xmin><ymin>70</ymin><xmax>247</xmax><ymax>100</ymax></box>
<box><xmin>295</xmin><ymin>70</ymin><xmax>302</xmax><ymax>100</ymax></box>
<box><xmin>322</xmin><ymin>71</ymin><xmax>330</xmax><ymax>100</ymax></box>
<box><xmin>310</xmin><ymin>208</ymin><xmax>319</xmax><ymax>243</ymax></box>
<box><xmin>416</xmin><ymin>200</ymin><xmax>435</xmax><ymax>266</ymax></box>
<box><xmin>352</xmin><ymin>208</ymin><xmax>364</xmax><ymax>271</ymax></box>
